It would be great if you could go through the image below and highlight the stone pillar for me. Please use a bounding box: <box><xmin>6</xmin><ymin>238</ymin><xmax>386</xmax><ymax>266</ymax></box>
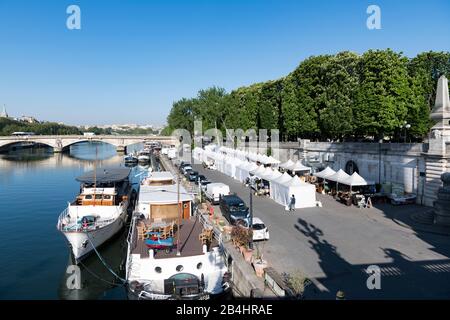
<box><xmin>424</xmin><ymin>75</ymin><xmax>450</xmax><ymax>207</ymax></box>
<box><xmin>53</xmin><ymin>147</ymin><xmax>63</xmax><ymax>153</ymax></box>
<box><xmin>434</xmin><ymin>173</ymin><xmax>450</xmax><ymax>226</ymax></box>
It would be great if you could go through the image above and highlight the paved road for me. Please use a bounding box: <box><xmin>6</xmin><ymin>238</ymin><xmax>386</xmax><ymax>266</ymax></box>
<box><xmin>192</xmin><ymin>164</ymin><xmax>450</xmax><ymax>299</ymax></box>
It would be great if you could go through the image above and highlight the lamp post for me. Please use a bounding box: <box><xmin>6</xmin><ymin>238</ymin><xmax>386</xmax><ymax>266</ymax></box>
<box><xmin>400</xmin><ymin>121</ymin><xmax>411</xmax><ymax>143</ymax></box>
<box><xmin>248</xmin><ymin>183</ymin><xmax>254</xmax><ymax>250</ymax></box>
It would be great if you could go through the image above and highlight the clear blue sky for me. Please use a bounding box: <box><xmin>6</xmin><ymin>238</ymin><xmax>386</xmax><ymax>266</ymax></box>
<box><xmin>0</xmin><ymin>0</ymin><xmax>449</xmax><ymax>126</ymax></box>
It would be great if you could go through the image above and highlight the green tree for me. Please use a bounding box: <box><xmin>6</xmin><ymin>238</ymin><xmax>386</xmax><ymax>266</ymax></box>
<box><xmin>353</xmin><ymin>49</ymin><xmax>411</xmax><ymax>139</ymax></box>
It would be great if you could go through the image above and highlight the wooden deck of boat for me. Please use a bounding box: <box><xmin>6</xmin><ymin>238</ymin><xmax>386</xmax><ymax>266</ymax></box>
<box><xmin>131</xmin><ymin>217</ymin><xmax>218</xmax><ymax>259</ymax></box>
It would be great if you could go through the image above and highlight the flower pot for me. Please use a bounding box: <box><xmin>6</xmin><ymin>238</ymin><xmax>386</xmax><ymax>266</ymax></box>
<box><xmin>243</xmin><ymin>249</ymin><xmax>254</xmax><ymax>262</ymax></box>
<box><xmin>253</xmin><ymin>259</ymin><xmax>268</xmax><ymax>277</ymax></box>
<box><xmin>223</xmin><ymin>226</ymin><xmax>233</xmax><ymax>234</ymax></box>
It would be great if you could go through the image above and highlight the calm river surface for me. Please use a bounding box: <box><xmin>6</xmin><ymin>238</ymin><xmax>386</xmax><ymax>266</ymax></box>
<box><xmin>0</xmin><ymin>142</ymin><xmax>148</xmax><ymax>299</ymax></box>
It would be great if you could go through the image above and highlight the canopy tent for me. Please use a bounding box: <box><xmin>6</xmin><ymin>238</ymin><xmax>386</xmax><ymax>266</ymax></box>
<box><xmin>325</xmin><ymin>169</ymin><xmax>350</xmax><ymax>192</ymax></box>
<box><xmin>267</xmin><ymin>156</ymin><xmax>281</xmax><ymax>165</ymax></box>
<box><xmin>76</xmin><ymin>168</ymin><xmax>131</xmax><ymax>184</ymax></box>
<box><xmin>250</xmin><ymin>165</ymin><xmax>267</xmax><ymax>177</ymax></box>
<box><xmin>340</xmin><ymin>172</ymin><xmax>374</xmax><ymax>187</ymax></box>
<box><xmin>278</xmin><ymin>176</ymin><xmax>317</xmax><ymax>208</ymax></box>
<box><xmin>236</xmin><ymin>162</ymin><xmax>258</xmax><ymax>182</ymax></box>
<box><xmin>279</xmin><ymin>159</ymin><xmax>295</xmax><ymax>170</ymax></box>
<box><xmin>224</xmin><ymin>157</ymin><xmax>242</xmax><ymax>178</ymax></box>
<box><xmin>314</xmin><ymin>166</ymin><xmax>336</xmax><ymax>179</ymax></box>
<box><xmin>287</xmin><ymin>161</ymin><xmax>311</xmax><ymax>173</ymax></box>
<box><xmin>326</xmin><ymin>169</ymin><xmax>350</xmax><ymax>183</ymax></box>
<box><xmin>259</xmin><ymin>167</ymin><xmax>276</xmax><ymax>180</ymax></box>
<box><xmin>247</xmin><ymin>152</ymin><xmax>258</xmax><ymax>162</ymax></box>
<box><xmin>270</xmin><ymin>172</ymin><xmax>293</xmax><ymax>203</ymax></box>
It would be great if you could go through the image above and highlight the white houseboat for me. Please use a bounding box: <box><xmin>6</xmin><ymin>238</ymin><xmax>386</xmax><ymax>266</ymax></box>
<box><xmin>57</xmin><ymin>168</ymin><xmax>133</xmax><ymax>263</ymax></box>
<box><xmin>125</xmin><ymin>171</ymin><xmax>230</xmax><ymax>300</ymax></box>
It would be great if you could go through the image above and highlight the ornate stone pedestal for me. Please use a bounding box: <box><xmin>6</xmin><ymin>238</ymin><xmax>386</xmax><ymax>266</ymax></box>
<box><xmin>434</xmin><ymin>173</ymin><xmax>450</xmax><ymax>226</ymax></box>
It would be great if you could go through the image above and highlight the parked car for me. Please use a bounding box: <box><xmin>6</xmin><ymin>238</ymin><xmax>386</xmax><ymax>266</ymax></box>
<box><xmin>181</xmin><ymin>165</ymin><xmax>193</xmax><ymax>175</ymax></box>
<box><xmin>219</xmin><ymin>194</ymin><xmax>250</xmax><ymax>226</ymax></box>
<box><xmin>204</xmin><ymin>183</ymin><xmax>230</xmax><ymax>205</ymax></box>
<box><xmin>251</xmin><ymin>217</ymin><xmax>270</xmax><ymax>241</ymax></box>
<box><xmin>200</xmin><ymin>180</ymin><xmax>211</xmax><ymax>192</ymax></box>
<box><xmin>187</xmin><ymin>171</ymin><xmax>199</xmax><ymax>182</ymax></box>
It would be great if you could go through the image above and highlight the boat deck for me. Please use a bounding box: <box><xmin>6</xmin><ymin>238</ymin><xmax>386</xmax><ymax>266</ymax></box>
<box><xmin>131</xmin><ymin>217</ymin><xmax>218</xmax><ymax>259</ymax></box>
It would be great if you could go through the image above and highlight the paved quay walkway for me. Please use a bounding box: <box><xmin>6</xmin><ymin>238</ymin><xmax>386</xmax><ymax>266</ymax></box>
<box><xmin>192</xmin><ymin>164</ymin><xmax>450</xmax><ymax>299</ymax></box>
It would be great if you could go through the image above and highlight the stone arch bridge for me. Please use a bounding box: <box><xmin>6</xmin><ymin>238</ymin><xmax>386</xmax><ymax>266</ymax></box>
<box><xmin>0</xmin><ymin>135</ymin><xmax>177</xmax><ymax>153</ymax></box>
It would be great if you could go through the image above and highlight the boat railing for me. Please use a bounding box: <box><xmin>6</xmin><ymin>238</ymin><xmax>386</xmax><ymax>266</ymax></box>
<box><xmin>196</xmin><ymin>209</ymin><xmax>223</xmax><ymax>246</ymax></box>
<box><xmin>125</xmin><ymin>214</ymin><xmax>138</xmax><ymax>280</ymax></box>
<box><xmin>57</xmin><ymin>206</ymin><xmax>122</xmax><ymax>232</ymax></box>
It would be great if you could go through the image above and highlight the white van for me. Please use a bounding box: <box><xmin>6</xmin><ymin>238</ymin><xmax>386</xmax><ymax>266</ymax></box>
<box><xmin>204</xmin><ymin>183</ymin><xmax>230</xmax><ymax>205</ymax></box>
<box><xmin>168</xmin><ymin>148</ymin><xmax>177</xmax><ymax>159</ymax></box>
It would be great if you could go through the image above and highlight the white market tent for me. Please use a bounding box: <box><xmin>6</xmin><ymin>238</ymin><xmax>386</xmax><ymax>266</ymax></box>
<box><xmin>270</xmin><ymin>172</ymin><xmax>293</xmax><ymax>203</ymax></box>
<box><xmin>279</xmin><ymin>176</ymin><xmax>317</xmax><ymax>208</ymax></box>
<box><xmin>326</xmin><ymin>169</ymin><xmax>350</xmax><ymax>183</ymax></box>
<box><xmin>250</xmin><ymin>165</ymin><xmax>267</xmax><ymax>177</ymax></box>
<box><xmin>287</xmin><ymin>161</ymin><xmax>311</xmax><ymax>173</ymax></box>
<box><xmin>259</xmin><ymin>167</ymin><xmax>276</xmax><ymax>181</ymax></box>
<box><xmin>340</xmin><ymin>172</ymin><xmax>374</xmax><ymax>188</ymax></box>
<box><xmin>279</xmin><ymin>159</ymin><xmax>295</xmax><ymax>170</ymax></box>
<box><xmin>267</xmin><ymin>156</ymin><xmax>281</xmax><ymax>165</ymax></box>
<box><xmin>224</xmin><ymin>157</ymin><xmax>241</xmax><ymax>178</ymax></box>
<box><xmin>314</xmin><ymin>166</ymin><xmax>336</xmax><ymax>179</ymax></box>
<box><xmin>325</xmin><ymin>169</ymin><xmax>350</xmax><ymax>192</ymax></box>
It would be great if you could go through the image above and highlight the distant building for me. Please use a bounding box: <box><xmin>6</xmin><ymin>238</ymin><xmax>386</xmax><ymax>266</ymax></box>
<box><xmin>1</xmin><ymin>105</ymin><xmax>9</xmax><ymax>118</ymax></box>
<box><xmin>19</xmin><ymin>115</ymin><xmax>39</xmax><ymax>123</ymax></box>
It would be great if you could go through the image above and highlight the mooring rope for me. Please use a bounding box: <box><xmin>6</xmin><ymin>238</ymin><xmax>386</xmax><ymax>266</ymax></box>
<box><xmin>84</xmin><ymin>230</ymin><xmax>127</xmax><ymax>284</ymax></box>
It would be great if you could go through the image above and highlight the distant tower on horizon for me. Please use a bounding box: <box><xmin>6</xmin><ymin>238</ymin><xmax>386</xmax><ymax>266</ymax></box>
<box><xmin>0</xmin><ymin>104</ymin><xmax>9</xmax><ymax>118</ymax></box>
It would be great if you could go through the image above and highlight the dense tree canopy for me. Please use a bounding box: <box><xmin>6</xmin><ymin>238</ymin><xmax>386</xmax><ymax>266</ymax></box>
<box><xmin>164</xmin><ymin>49</ymin><xmax>450</xmax><ymax>142</ymax></box>
<box><xmin>0</xmin><ymin>118</ymin><xmax>82</xmax><ymax>136</ymax></box>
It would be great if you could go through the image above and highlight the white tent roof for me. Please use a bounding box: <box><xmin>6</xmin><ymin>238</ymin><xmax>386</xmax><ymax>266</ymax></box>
<box><xmin>250</xmin><ymin>165</ymin><xmax>266</xmax><ymax>176</ymax></box>
<box><xmin>314</xmin><ymin>166</ymin><xmax>336</xmax><ymax>179</ymax></box>
<box><xmin>273</xmin><ymin>172</ymin><xmax>293</xmax><ymax>185</ymax></box>
<box><xmin>265</xmin><ymin>169</ymin><xmax>282</xmax><ymax>181</ymax></box>
<box><xmin>259</xmin><ymin>167</ymin><xmax>275</xmax><ymax>180</ymax></box>
<box><xmin>246</xmin><ymin>162</ymin><xmax>258</xmax><ymax>172</ymax></box>
<box><xmin>279</xmin><ymin>159</ymin><xmax>295</xmax><ymax>169</ymax></box>
<box><xmin>267</xmin><ymin>156</ymin><xmax>281</xmax><ymax>164</ymax></box>
<box><xmin>340</xmin><ymin>172</ymin><xmax>374</xmax><ymax>186</ymax></box>
<box><xmin>288</xmin><ymin>161</ymin><xmax>311</xmax><ymax>172</ymax></box>
<box><xmin>283</xmin><ymin>175</ymin><xmax>305</xmax><ymax>187</ymax></box>
<box><xmin>326</xmin><ymin>169</ymin><xmax>350</xmax><ymax>183</ymax></box>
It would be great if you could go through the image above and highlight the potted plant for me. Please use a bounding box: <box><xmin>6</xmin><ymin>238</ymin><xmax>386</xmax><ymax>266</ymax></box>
<box><xmin>282</xmin><ymin>270</ymin><xmax>311</xmax><ymax>299</ymax></box>
<box><xmin>252</xmin><ymin>246</ymin><xmax>267</xmax><ymax>277</ymax></box>
<box><xmin>231</xmin><ymin>226</ymin><xmax>253</xmax><ymax>259</ymax></box>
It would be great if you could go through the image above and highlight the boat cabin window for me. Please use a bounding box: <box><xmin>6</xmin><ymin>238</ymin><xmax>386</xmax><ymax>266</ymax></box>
<box><xmin>85</xmin><ymin>195</ymin><xmax>93</xmax><ymax>200</ymax></box>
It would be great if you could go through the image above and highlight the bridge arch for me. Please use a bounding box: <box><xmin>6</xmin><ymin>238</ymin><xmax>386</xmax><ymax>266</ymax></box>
<box><xmin>0</xmin><ymin>139</ymin><xmax>57</xmax><ymax>150</ymax></box>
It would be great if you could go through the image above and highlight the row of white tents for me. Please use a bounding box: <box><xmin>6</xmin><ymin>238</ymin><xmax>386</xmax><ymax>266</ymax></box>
<box><xmin>193</xmin><ymin>146</ymin><xmax>317</xmax><ymax>209</ymax></box>
<box><xmin>314</xmin><ymin>167</ymin><xmax>374</xmax><ymax>189</ymax></box>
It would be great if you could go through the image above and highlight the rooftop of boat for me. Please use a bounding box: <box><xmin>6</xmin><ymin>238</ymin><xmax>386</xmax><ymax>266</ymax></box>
<box><xmin>76</xmin><ymin>168</ymin><xmax>131</xmax><ymax>184</ymax></box>
<box><xmin>131</xmin><ymin>216</ymin><xmax>218</xmax><ymax>259</ymax></box>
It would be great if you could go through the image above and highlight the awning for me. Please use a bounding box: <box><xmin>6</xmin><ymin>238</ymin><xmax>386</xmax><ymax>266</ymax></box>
<box><xmin>326</xmin><ymin>169</ymin><xmax>350</xmax><ymax>183</ymax></box>
<box><xmin>340</xmin><ymin>172</ymin><xmax>374</xmax><ymax>186</ymax></box>
<box><xmin>279</xmin><ymin>159</ymin><xmax>295</xmax><ymax>170</ymax></box>
<box><xmin>314</xmin><ymin>166</ymin><xmax>336</xmax><ymax>179</ymax></box>
<box><xmin>76</xmin><ymin>168</ymin><xmax>131</xmax><ymax>184</ymax></box>
<box><xmin>287</xmin><ymin>161</ymin><xmax>311</xmax><ymax>173</ymax></box>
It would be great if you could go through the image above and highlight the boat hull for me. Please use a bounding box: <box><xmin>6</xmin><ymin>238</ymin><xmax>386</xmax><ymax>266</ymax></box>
<box><xmin>61</xmin><ymin>212</ymin><xmax>126</xmax><ymax>263</ymax></box>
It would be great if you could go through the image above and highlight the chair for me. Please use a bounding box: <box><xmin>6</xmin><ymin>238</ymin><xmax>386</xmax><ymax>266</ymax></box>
<box><xmin>160</xmin><ymin>225</ymin><xmax>172</xmax><ymax>239</ymax></box>
<box><xmin>136</xmin><ymin>222</ymin><xmax>146</xmax><ymax>240</ymax></box>
<box><xmin>199</xmin><ymin>228</ymin><xmax>213</xmax><ymax>244</ymax></box>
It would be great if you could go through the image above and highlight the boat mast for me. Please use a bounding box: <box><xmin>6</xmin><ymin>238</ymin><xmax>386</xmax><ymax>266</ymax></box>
<box><xmin>176</xmin><ymin>173</ymin><xmax>181</xmax><ymax>256</ymax></box>
<box><xmin>93</xmin><ymin>145</ymin><xmax>98</xmax><ymax>207</ymax></box>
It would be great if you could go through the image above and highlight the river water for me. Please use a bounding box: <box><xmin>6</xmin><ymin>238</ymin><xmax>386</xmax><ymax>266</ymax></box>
<box><xmin>0</xmin><ymin>142</ymin><xmax>149</xmax><ymax>300</ymax></box>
